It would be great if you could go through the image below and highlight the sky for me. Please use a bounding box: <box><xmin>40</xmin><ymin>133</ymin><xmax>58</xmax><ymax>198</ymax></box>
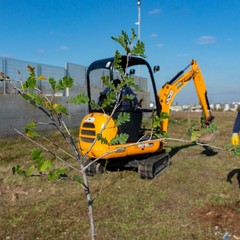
<box><xmin>1</xmin><ymin>0</ymin><xmax>240</xmax><ymax>104</ymax></box>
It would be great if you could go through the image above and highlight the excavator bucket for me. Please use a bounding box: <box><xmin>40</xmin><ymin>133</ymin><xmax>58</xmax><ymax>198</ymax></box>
<box><xmin>197</xmin><ymin>132</ymin><xmax>218</xmax><ymax>144</ymax></box>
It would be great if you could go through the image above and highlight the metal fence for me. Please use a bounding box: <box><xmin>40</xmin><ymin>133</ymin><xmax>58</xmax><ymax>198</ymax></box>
<box><xmin>0</xmin><ymin>57</ymin><xmax>150</xmax><ymax>136</ymax></box>
<box><xmin>0</xmin><ymin>57</ymin><xmax>83</xmax><ymax>95</ymax></box>
<box><xmin>0</xmin><ymin>57</ymin><xmax>148</xmax><ymax>96</ymax></box>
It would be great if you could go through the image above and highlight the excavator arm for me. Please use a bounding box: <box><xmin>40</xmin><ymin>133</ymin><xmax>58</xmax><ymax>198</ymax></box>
<box><xmin>158</xmin><ymin>59</ymin><xmax>214</xmax><ymax>132</ymax></box>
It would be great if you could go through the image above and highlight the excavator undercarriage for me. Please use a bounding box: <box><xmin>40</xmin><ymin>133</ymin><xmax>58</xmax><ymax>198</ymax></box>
<box><xmin>85</xmin><ymin>151</ymin><xmax>170</xmax><ymax>179</ymax></box>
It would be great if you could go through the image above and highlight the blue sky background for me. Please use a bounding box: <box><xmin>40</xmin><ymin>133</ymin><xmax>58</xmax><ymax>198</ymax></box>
<box><xmin>1</xmin><ymin>0</ymin><xmax>240</xmax><ymax>104</ymax></box>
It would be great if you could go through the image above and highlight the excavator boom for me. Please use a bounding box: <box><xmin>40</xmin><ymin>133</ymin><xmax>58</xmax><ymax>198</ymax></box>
<box><xmin>158</xmin><ymin>59</ymin><xmax>214</xmax><ymax>132</ymax></box>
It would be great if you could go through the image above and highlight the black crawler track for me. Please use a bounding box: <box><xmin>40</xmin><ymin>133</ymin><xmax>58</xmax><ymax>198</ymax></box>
<box><xmin>138</xmin><ymin>152</ymin><xmax>170</xmax><ymax>179</ymax></box>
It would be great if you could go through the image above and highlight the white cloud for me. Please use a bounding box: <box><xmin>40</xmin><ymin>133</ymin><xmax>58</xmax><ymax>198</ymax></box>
<box><xmin>150</xmin><ymin>33</ymin><xmax>158</xmax><ymax>38</ymax></box>
<box><xmin>37</xmin><ymin>49</ymin><xmax>45</xmax><ymax>54</ymax></box>
<box><xmin>58</xmin><ymin>45</ymin><xmax>70</xmax><ymax>51</ymax></box>
<box><xmin>148</xmin><ymin>8</ymin><xmax>161</xmax><ymax>15</ymax></box>
<box><xmin>177</xmin><ymin>53</ymin><xmax>190</xmax><ymax>57</ymax></box>
<box><xmin>156</xmin><ymin>43</ymin><xmax>164</xmax><ymax>48</ymax></box>
<box><xmin>195</xmin><ymin>36</ymin><xmax>217</xmax><ymax>45</ymax></box>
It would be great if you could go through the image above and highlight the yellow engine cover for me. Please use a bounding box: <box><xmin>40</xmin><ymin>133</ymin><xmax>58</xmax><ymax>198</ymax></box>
<box><xmin>79</xmin><ymin>112</ymin><xmax>117</xmax><ymax>157</ymax></box>
<box><xmin>79</xmin><ymin>112</ymin><xmax>162</xmax><ymax>159</ymax></box>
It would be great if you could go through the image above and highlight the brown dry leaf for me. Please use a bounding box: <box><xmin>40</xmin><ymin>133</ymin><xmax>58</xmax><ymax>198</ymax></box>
<box><xmin>10</xmin><ymin>193</ymin><xmax>18</xmax><ymax>202</ymax></box>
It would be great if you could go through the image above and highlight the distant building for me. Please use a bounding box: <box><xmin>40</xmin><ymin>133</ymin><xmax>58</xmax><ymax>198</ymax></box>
<box><xmin>223</xmin><ymin>103</ymin><xmax>230</xmax><ymax>111</ymax></box>
<box><xmin>170</xmin><ymin>105</ymin><xmax>183</xmax><ymax>112</ymax></box>
<box><xmin>191</xmin><ymin>104</ymin><xmax>202</xmax><ymax>112</ymax></box>
<box><xmin>214</xmin><ymin>103</ymin><xmax>222</xmax><ymax>111</ymax></box>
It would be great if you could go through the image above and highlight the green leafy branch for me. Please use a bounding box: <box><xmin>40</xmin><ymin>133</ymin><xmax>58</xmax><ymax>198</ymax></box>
<box><xmin>111</xmin><ymin>29</ymin><xmax>146</xmax><ymax>58</ymax></box>
<box><xmin>23</xmin><ymin>121</ymin><xmax>39</xmax><ymax>138</ymax></box>
<box><xmin>19</xmin><ymin>66</ymin><xmax>89</xmax><ymax>118</ymax></box>
<box><xmin>49</xmin><ymin>76</ymin><xmax>74</xmax><ymax>91</ymax></box>
<box><xmin>98</xmin><ymin>29</ymin><xmax>145</xmax><ymax>113</ymax></box>
<box><xmin>67</xmin><ymin>93</ymin><xmax>89</xmax><ymax>104</ymax></box>
<box><xmin>152</xmin><ymin>112</ymin><xmax>169</xmax><ymax>138</ymax></box>
<box><xmin>12</xmin><ymin>149</ymin><xmax>82</xmax><ymax>183</ymax></box>
<box><xmin>96</xmin><ymin>112</ymin><xmax>130</xmax><ymax>145</ymax></box>
<box><xmin>110</xmin><ymin>133</ymin><xmax>129</xmax><ymax>145</ymax></box>
<box><xmin>226</xmin><ymin>145</ymin><xmax>240</xmax><ymax>157</ymax></box>
<box><xmin>188</xmin><ymin>120</ymin><xmax>218</xmax><ymax>142</ymax></box>
<box><xmin>114</xmin><ymin>112</ymin><xmax>130</xmax><ymax>126</ymax></box>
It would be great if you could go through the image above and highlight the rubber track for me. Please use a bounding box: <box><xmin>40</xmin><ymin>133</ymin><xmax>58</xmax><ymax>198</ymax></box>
<box><xmin>138</xmin><ymin>153</ymin><xmax>170</xmax><ymax>179</ymax></box>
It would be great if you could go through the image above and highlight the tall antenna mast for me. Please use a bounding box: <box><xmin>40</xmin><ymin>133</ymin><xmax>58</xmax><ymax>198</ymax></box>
<box><xmin>136</xmin><ymin>0</ymin><xmax>141</xmax><ymax>40</ymax></box>
<box><xmin>135</xmin><ymin>1</ymin><xmax>142</xmax><ymax>77</ymax></box>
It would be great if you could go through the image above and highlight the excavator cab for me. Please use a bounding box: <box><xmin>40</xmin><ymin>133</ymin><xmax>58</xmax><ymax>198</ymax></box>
<box><xmin>79</xmin><ymin>56</ymin><xmax>214</xmax><ymax>179</ymax></box>
<box><xmin>84</xmin><ymin>56</ymin><xmax>160</xmax><ymax>143</ymax></box>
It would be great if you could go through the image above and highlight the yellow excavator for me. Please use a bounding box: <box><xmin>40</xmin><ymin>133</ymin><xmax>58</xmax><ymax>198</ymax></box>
<box><xmin>78</xmin><ymin>56</ymin><xmax>214</xmax><ymax>179</ymax></box>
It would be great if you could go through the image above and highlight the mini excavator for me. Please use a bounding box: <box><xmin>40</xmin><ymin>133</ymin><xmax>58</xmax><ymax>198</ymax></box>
<box><xmin>78</xmin><ymin>56</ymin><xmax>214</xmax><ymax>179</ymax></box>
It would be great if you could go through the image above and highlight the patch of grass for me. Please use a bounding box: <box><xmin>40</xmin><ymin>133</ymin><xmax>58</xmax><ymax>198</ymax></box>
<box><xmin>1</xmin><ymin>112</ymin><xmax>240</xmax><ymax>239</ymax></box>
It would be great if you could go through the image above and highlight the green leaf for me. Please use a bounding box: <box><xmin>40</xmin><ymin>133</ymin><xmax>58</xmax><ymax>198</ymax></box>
<box><xmin>12</xmin><ymin>165</ymin><xmax>26</xmax><ymax>176</ymax></box>
<box><xmin>31</xmin><ymin>149</ymin><xmax>42</xmax><ymax>161</ymax></box>
<box><xmin>101</xmin><ymin>75</ymin><xmax>111</xmax><ymax>86</ymax></box>
<box><xmin>160</xmin><ymin>112</ymin><xmax>169</xmax><ymax>119</ymax></box>
<box><xmin>22</xmin><ymin>81</ymin><xmax>28</xmax><ymax>90</ymax></box>
<box><xmin>153</xmin><ymin>112</ymin><xmax>169</xmax><ymax>128</ymax></box>
<box><xmin>112</xmin><ymin>31</ymin><xmax>129</xmax><ymax>51</ymax></box>
<box><xmin>202</xmin><ymin>123</ymin><xmax>218</xmax><ymax>134</ymax></box>
<box><xmin>24</xmin><ymin>121</ymin><xmax>39</xmax><ymax>138</ymax></box>
<box><xmin>73</xmin><ymin>175</ymin><xmax>83</xmax><ymax>184</ymax></box>
<box><xmin>113</xmin><ymin>51</ymin><xmax>123</xmax><ymax>73</ymax></box>
<box><xmin>153</xmin><ymin>116</ymin><xmax>162</xmax><ymax>128</ymax></box>
<box><xmin>100</xmin><ymin>91</ymin><xmax>117</xmax><ymax>109</ymax></box>
<box><xmin>48</xmin><ymin>169</ymin><xmax>67</xmax><ymax>180</ymax></box>
<box><xmin>67</xmin><ymin>93</ymin><xmax>89</xmax><ymax>104</ymax></box>
<box><xmin>39</xmin><ymin>160</ymin><xmax>52</xmax><ymax>173</ymax></box>
<box><xmin>55</xmin><ymin>76</ymin><xmax>74</xmax><ymax>91</ymax></box>
<box><xmin>31</xmin><ymin>149</ymin><xmax>45</xmax><ymax>170</ymax></box>
<box><xmin>110</xmin><ymin>133</ymin><xmax>129</xmax><ymax>145</ymax></box>
<box><xmin>90</xmin><ymin>100</ymin><xmax>101</xmax><ymax>110</ymax></box>
<box><xmin>25</xmin><ymin>165</ymin><xmax>36</xmax><ymax>177</ymax></box>
<box><xmin>53</xmin><ymin>104</ymin><xmax>69</xmax><ymax>115</ymax></box>
<box><xmin>19</xmin><ymin>66</ymin><xmax>35</xmax><ymax>89</ymax></box>
<box><xmin>24</xmin><ymin>121</ymin><xmax>37</xmax><ymax>131</ymax></box>
<box><xmin>122</xmin><ymin>93</ymin><xmax>134</xmax><ymax>101</ymax></box>
<box><xmin>111</xmin><ymin>29</ymin><xmax>146</xmax><ymax>58</ymax></box>
<box><xmin>62</xmin><ymin>76</ymin><xmax>74</xmax><ymax>88</ymax></box>
<box><xmin>226</xmin><ymin>145</ymin><xmax>240</xmax><ymax>157</ymax></box>
<box><xmin>25</xmin><ymin>73</ymin><xmax>37</xmax><ymax>89</ymax></box>
<box><xmin>22</xmin><ymin>92</ymin><xmax>44</xmax><ymax>107</ymax></box>
<box><xmin>189</xmin><ymin>130</ymin><xmax>201</xmax><ymax>142</ymax></box>
<box><xmin>115</xmin><ymin>112</ymin><xmax>130</xmax><ymax>126</ymax></box>
<box><xmin>132</xmin><ymin>40</ymin><xmax>146</xmax><ymax>58</ymax></box>
<box><xmin>130</xmin><ymin>28</ymin><xmax>137</xmax><ymax>42</ymax></box>
<box><xmin>188</xmin><ymin>119</ymin><xmax>218</xmax><ymax>142</ymax></box>
<box><xmin>153</xmin><ymin>130</ymin><xmax>168</xmax><ymax>139</ymax></box>
<box><xmin>124</xmin><ymin>76</ymin><xmax>138</xmax><ymax>89</ymax></box>
<box><xmin>49</xmin><ymin>77</ymin><xmax>57</xmax><ymax>90</ymax></box>
<box><xmin>97</xmin><ymin>134</ymin><xmax>108</xmax><ymax>144</ymax></box>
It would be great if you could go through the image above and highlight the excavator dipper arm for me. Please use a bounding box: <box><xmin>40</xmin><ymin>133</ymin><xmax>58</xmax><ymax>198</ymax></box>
<box><xmin>158</xmin><ymin>59</ymin><xmax>214</xmax><ymax>133</ymax></box>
